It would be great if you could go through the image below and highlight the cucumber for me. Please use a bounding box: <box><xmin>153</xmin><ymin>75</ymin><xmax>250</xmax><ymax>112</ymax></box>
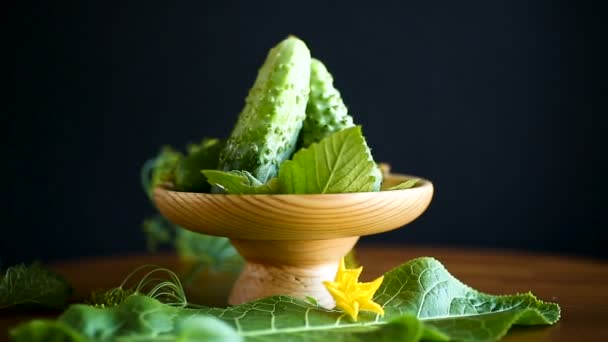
<box><xmin>299</xmin><ymin>58</ymin><xmax>354</xmax><ymax>147</ymax></box>
<box><xmin>218</xmin><ymin>36</ymin><xmax>311</xmax><ymax>183</ymax></box>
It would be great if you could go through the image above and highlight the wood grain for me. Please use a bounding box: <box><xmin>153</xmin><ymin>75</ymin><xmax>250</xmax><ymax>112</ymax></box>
<box><xmin>1</xmin><ymin>246</ymin><xmax>607</xmax><ymax>341</ymax></box>
<box><xmin>153</xmin><ymin>173</ymin><xmax>434</xmax><ymax>240</ymax></box>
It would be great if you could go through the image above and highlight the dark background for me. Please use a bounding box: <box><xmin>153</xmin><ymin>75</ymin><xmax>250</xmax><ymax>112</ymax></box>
<box><xmin>4</xmin><ymin>1</ymin><xmax>601</xmax><ymax>266</ymax></box>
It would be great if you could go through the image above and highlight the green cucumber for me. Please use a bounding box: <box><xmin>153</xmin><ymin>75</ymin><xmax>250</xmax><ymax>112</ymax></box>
<box><xmin>218</xmin><ymin>36</ymin><xmax>311</xmax><ymax>183</ymax></box>
<box><xmin>299</xmin><ymin>58</ymin><xmax>355</xmax><ymax>147</ymax></box>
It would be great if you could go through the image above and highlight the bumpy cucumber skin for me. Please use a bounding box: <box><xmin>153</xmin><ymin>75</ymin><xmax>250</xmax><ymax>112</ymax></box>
<box><xmin>299</xmin><ymin>58</ymin><xmax>355</xmax><ymax>148</ymax></box>
<box><xmin>218</xmin><ymin>37</ymin><xmax>311</xmax><ymax>183</ymax></box>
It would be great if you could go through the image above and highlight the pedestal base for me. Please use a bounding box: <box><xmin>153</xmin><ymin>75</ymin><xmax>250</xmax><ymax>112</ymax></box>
<box><xmin>228</xmin><ymin>237</ymin><xmax>359</xmax><ymax>308</ymax></box>
<box><xmin>228</xmin><ymin>261</ymin><xmax>339</xmax><ymax>308</ymax></box>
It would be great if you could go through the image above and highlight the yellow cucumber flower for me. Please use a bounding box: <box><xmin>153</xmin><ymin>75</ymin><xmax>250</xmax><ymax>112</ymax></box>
<box><xmin>323</xmin><ymin>257</ymin><xmax>384</xmax><ymax>321</ymax></box>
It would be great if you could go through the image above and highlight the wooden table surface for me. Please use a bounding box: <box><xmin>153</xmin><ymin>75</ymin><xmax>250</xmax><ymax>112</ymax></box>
<box><xmin>2</xmin><ymin>245</ymin><xmax>607</xmax><ymax>341</ymax></box>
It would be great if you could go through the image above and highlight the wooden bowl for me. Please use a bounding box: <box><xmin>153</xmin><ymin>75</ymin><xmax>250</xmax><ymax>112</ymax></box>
<box><xmin>154</xmin><ymin>173</ymin><xmax>433</xmax><ymax>307</ymax></box>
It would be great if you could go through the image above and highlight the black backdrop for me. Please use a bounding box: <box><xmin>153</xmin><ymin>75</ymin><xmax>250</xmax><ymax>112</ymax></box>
<box><xmin>4</xmin><ymin>1</ymin><xmax>602</xmax><ymax>266</ymax></box>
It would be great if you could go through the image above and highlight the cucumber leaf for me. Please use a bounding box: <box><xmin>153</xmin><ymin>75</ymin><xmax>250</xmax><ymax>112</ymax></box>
<box><xmin>202</xmin><ymin>170</ymin><xmax>280</xmax><ymax>194</ymax></box>
<box><xmin>174</xmin><ymin>138</ymin><xmax>224</xmax><ymax>193</ymax></box>
<box><xmin>11</xmin><ymin>257</ymin><xmax>559</xmax><ymax>341</ymax></box>
<box><xmin>143</xmin><ymin>146</ymin><xmax>183</xmax><ymax>199</ymax></box>
<box><xmin>387</xmin><ymin>178</ymin><xmax>419</xmax><ymax>190</ymax></box>
<box><xmin>0</xmin><ymin>263</ymin><xmax>72</xmax><ymax>310</ymax></box>
<box><xmin>142</xmin><ymin>215</ymin><xmax>243</xmax><ymax>275</ymax></box>
<box><xmin>10</xmin><ymin>297</ymin><xmax>242</xmax><ymax>342</ymax></box>
<box><xmin>279</xmin><ymin>126</ymin><xmax>381</xmax><ymax>194</ymax></box>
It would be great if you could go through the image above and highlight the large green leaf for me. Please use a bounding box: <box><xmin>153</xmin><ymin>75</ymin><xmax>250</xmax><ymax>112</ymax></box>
<box><xmin>279</xmin><ymin>126</ymin><xmax>381</xmax><ymax>194</ymax></box>
<box><xmin>375</xmin><ymin>258</ymin><xmax>559</xmax><ymax>323</ymax></box>
<box><xmin>10</xmin><ymin>258</ymin><xmax>559</xmax><ymax>341</ymax></box>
